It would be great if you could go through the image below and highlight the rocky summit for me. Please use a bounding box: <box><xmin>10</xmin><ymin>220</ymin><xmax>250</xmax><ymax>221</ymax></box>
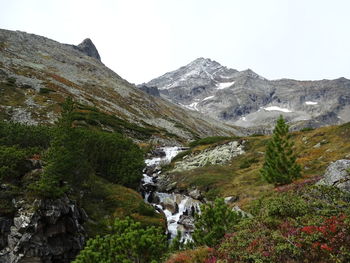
<box><xmin>75</xmin><ymin>38</ymin><xmax>101</xmax><ymax>62</ymax></box>
<box><xmin>143</xmin><ymin>57</ymin><xmax>350</xmax><ymax>131</ymax></box>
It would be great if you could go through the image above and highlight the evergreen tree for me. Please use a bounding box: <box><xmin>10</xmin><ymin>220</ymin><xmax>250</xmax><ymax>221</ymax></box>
<box><xmin>260</xmin><ymin>115</ymin><xmax>301</xmax><ymax>185</ymax></box>
<box><xmin>193</xmin><ymin>198</ymin><xmax>242</xmax><ymax>247</ymax></box>
<box><xmin>31</xmin><ymin>97</ymin><xmax>88</xmax><ymax>197</ymax></box>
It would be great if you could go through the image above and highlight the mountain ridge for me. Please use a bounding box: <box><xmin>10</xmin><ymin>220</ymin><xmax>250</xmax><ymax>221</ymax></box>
<box><xmin>143</xmin><ymin>57</ymin><xmax>350</xmax><ymax>131</ymax></box>
<box><xmin>0</xmin><ymin>29</ymin><xmax>240</xmax><ymax>142</ymax></box>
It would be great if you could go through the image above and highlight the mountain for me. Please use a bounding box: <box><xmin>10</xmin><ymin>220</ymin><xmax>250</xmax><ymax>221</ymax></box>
<box><xmin>0</xmin><ymin>30</ymin><xmax>239</xmax><ymax>142</ymax></box>
<box><xmin>144</xmin><ymin>57</ymin><xmax>350</xmax><ymax>131</ymax></box>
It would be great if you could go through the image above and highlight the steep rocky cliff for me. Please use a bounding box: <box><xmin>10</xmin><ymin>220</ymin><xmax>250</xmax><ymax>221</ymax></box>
<box><xmin>0</xmin><ymin>196</ymin><xmax>86</xmax><ymax>263</ymax></box>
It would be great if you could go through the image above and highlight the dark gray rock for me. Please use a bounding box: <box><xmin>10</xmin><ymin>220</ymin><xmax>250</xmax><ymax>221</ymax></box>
<box><xmin>76</xmin><ymin>38</ymin><xmax>101</xmax><ymax>62</ymax></box>
<box><xmin>0</xmin><ymin>196</ymin><xmax>87</xmax><ymax>263</ymax></box>
<box><xmin>137</xmin><ymin>85</ymin><xmax>160</xmax><ymax>97</ymax></box>
<box><xmin>0</xmin><ymin>218</ymin><xmax>12</xmax><ymax>250</ymax></box>
<box><xmin>317</xmin><ymin>159</ymin><xmax>350</xmax><ymax>192</ymax></box>
<box><xmin>178</xmin><ymin>215</ymin><xmax>195</xmax><ymax>231</ymax></box>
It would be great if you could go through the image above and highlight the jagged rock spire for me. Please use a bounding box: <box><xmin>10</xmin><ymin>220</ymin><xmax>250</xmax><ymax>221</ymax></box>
<box><xmin>77</xmin><ymin>38</ymin><xmax>101</xmax><ymax>62</ymax></box>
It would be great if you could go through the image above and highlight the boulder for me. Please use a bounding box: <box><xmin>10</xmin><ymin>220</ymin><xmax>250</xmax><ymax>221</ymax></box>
<box><xmin>224</xmin><ymin>196</ymin><xmax>239</xmax><ymax>204</ymax></box>
<box><xmin>232</xmin><ymin>205</ymin><xmax>252</xmax><ymax>218</ymax></box>
<box><xmin>188</xmin><ymin>189</ymin><xmax>201</xmax><ymax>200</ymax></box>
<box><xmin>317</xmin><ymin>159</ymin><xmax>350</xmax><ymax>192</ymax></box>
<box><xmin>160</xmin><ymin>198</ymin><xmax>179</xmax><ymax>215</ymax></box>
<box><xmin>178</xmin><ymin>215</ymin><xmax>195</xmax><ymax>231</ymax></box>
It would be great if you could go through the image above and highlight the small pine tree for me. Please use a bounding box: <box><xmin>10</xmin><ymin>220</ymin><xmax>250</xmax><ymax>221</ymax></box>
<box><xmin>260</xmin><ymin>115</ymin><xmax>301</xmax><ymax>185</ymax></box>
<box><xmin>193</xmin><ymin>198</ymin><xmax>242</xmax><ymax>247</ymax></box>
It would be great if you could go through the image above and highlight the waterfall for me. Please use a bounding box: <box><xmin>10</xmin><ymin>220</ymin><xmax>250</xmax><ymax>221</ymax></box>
<box><xmin>141</xmin><ymin>147</ymin><xmax>202</xmax><ymax>242</ymax></box>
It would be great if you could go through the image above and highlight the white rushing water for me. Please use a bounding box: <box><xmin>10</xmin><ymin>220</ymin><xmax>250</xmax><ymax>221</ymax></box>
<box><xmin>142</xmin><ymin>147</ymin><xmax>202</xmax><ymax>242</ymax></box>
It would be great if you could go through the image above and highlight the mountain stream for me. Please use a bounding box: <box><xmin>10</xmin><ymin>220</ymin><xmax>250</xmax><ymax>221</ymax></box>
<box><xmin>141</xmin><ymin>147</ymin><xmax>202</xmax><ymax>242</ymax></box>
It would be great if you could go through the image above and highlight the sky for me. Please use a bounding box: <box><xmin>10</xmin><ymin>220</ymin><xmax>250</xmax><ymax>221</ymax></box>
<box><xmin>1</xmin><ymin>0</ymin><xmax>350</xmax><ymax>84</ymax></box>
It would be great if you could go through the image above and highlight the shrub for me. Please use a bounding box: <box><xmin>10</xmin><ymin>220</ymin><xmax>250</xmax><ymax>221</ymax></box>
<box><xmin>166</xmin><ymin>247</ymin><xmax>215</xmax><ymax>263</ymax></box>
<box><xmin>82</xmin><ymin>130</ymin><xmax>144</xmax><ymax>188</ymax></box>
<box><xmin>73</xmin><ymin>217</ymin><xmax>167</xmax><ymax>263</ymax></box>
<box><xmin>239</xmin><ymin>157</ymin><xmax>259</xmax><ymax>169</ymax></box>
<box><xmin>193</xmin><ymin>198</ymin><xmax>243</xmax><ymax>247</ymax></box>
<box><xmin>215</xmin><ymin>186</ymin><xmax>350</xmax><ymax>263</ymax></box>
<box><xmin>39</xmin><ymin>87</ymin><xmax>55</xmax><ymax>94</ymax></box>
<box><xmin>301</xmin><ymin>127</ymin><xmax>314</xmax><ymax>132</ymax></box>
<box><xmin>0</xmin><ymin>145</ymin><xmax>28</xmax><ymax>182</ymax></box>
<box><xmin>0</xmin><ymin>120</ymin><xmax>51</xmax><ymax>149</ymax></box>
<box><xmin>189</xmin><ymin>136</ymin><xmax>236</xmax><ymax>148</ymax></box>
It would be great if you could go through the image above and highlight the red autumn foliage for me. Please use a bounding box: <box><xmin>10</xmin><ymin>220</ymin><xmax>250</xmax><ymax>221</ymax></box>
<box><xmin>275</xmin><ymin>176</ymin><xmax>323</xmax><ymax>192</ymax></box>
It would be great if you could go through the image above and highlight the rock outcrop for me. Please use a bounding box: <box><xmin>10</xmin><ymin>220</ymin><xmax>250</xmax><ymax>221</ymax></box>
<box><xmin>76</xmin><ymin>38</ymin><xmax>101</xmax><ymax>62</ymax></box>
<box><xmin>172</xmin><ymin>141</ymin><xmax>245</xmax><ymax>172</ymax></box>
<box><xmin>137</xmin><ymin>85</ymin><xmax>160</xmax><ymax>97</ymax></box>
<box><xmin>317</xmin><ymin>159</ymin><xmax>350</xmax><ymax>192</ymax></box>
<box><xmin>0</xmin><ymin>196</ymin><xmax>87</xmax><ymax>263</ymax></box>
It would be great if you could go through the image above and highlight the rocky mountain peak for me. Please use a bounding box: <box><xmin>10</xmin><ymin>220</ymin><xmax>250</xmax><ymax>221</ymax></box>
<box><xmin>77</xmin><ymin>38</ymin><xmax>101</xmax><ymax>61</ymax></box>
<box><xmin>188</xmin><ymin>57</ymin><xmax>218</xmax><ymax>67</ymax></box>
<box><xmin>145</xmin><ymin>58</ymin><xmax>350</xmax><ymax>131</ymax></box>
<box><xmin>185</xmin><ymin>57</ymin><xmax>226</xmax><ymax>74</ymax></box>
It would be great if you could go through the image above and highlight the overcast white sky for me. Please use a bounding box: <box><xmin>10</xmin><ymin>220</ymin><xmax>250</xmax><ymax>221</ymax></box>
<box><xmin>1</xmin><ymin>0</ymin><xmax>350</xmax><ymax>84</ymax></box>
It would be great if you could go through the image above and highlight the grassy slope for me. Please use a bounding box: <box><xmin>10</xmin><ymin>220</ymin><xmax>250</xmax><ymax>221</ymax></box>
<box><xmin>167</xmin><ymin>123</ymin><xmax>350</xmax><ymax>207</ymax></box>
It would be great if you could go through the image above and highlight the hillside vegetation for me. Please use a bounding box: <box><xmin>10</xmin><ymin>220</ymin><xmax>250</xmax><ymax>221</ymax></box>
<box><xmin>166</xmin><ymin>122</ymin><xmax>350</xmax><ymax>206</ymax></box>
<box><xmin>161</xmin><ymin>122</ymin><xmax>350</xmax><ymax>263</ymax></box>
<box><xmin>0</xmin><ymin>100</ymin><xmax>165</xmax><ymax>237</ymax></box>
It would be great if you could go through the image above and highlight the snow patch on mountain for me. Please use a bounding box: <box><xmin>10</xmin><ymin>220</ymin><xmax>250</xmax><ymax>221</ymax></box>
<box><xmin>216</xmin><ymin>81</ymin><xmax>235</xmax><ymax>90</ymax></box>
<box><xmin>305</xmin><ymin>101</ymin><xmax>318</xmax><ymax>105</ymax></box>
<box><xmin>180</xmin><ymin>102</ymin><xmax>199</xmax><ymax>111</ymax></box>
<box><xmin>263</xmin><ymin>106</ymin><xmax>292</xmax><ymax>113</ymax></box>
<box><xmin>203</xmin><ymin>95</ymin><xmax>215</xmax><ymax>101</ymax></box>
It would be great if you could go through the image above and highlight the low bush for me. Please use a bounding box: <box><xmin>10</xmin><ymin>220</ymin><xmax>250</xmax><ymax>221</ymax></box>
<box><xmin>0</xmin><ymin>120</ymin><xmax>51</xmax><ymax>149</ymax></box>
<box><xmin>301</xmin><ymin>127</ymin><xmax>315</xmax><ymax>132</ymax></box>
<box><xmin>0</xmin><ymin>145</ymin><xmax>28</xmax><ymax>181</ymax></box>
<box><xmin>189</xmin><ymin>136</ymin><xmax>237</xmax><ymax>148</ymax></box>
<box><xmin>193</xmin><ymin>198</ymin><xmax>243</xmax><ymax>247</ymax></box>
<box><xmin>239</xmin><ymin>157</ymin><xmax>259</xmax><ymax>169</ymax></box>
<box><xmin>215</xmin><ymin>186</ymin><xmax>350</xmax><ymax>263</ymax></box>
<box><xmin>166</xmin><ymin>247</ymin><xmax>215</xmax><ymax>263</ymax></box>
<box><xmin>39</xmin><ymin>87</ymin><xmax>56</xmax><ymax>94</ymax></box>
<box><xmin>73</xmin><ymin>217</ymin><xmax>167</xmax><ymax>263</ymax></box>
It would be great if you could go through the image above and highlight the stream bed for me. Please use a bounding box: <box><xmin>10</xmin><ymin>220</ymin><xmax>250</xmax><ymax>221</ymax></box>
<box><xmin>141</xmin><ymin>147</ymin><xmax>202</xmax><ymax>241</ymax></box>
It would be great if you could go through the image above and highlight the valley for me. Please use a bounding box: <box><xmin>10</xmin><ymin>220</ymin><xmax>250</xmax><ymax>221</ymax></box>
<box><xmin>0</xmin><ymin>28</ymin><xmax>349</xmax><ymax>263</ymax></box>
